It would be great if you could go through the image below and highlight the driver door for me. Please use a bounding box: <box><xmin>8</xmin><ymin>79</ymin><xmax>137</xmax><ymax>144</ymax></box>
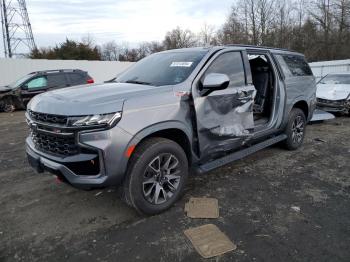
<box><xmin>192</xmin><ymin>50</ymin><xmax>256</xmax><ymax>159</ymax></box>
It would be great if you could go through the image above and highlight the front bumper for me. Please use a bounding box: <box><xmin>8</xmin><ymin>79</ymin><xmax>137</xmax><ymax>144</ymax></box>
<box><xmin>26</xmin><ymin>126</ymin><xmax>135</xmax><ymax>189</ymax></box>
<box><xmin>317</xmin><ymin>98</ymin><xmax>350</xmax><ymax>113</ymax></box>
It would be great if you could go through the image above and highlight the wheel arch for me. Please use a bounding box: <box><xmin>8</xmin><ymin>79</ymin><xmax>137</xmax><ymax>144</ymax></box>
<box><xmin>125</xmin><ymin>122</ymin><xmax>196</xmax><ymax>168</ymax></box>
<box><xmin>292</xmin><ymin>100</ymin><xmax>309</xmax><ymax>119</ymax></box>
<box><xmin>280</xmin><ymin>98</ymin><xmax>310</xmax><ymax>130</ymax></box>
<box><xmin>0</xmin><ymin>94</ymin><xmax>23</xmax><ymax>109</ymax></box>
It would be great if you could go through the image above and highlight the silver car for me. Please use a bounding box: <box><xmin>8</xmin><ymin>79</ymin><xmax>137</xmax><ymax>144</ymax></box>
<box><xmin>316</xmin><ymin>73</ymin><xmax>350</xmax><ymax>115</ymax></box>
<box><xmin>26</xmin><ymin>45</ymin><xmax>316</xmax><ymax>214</ymax></box>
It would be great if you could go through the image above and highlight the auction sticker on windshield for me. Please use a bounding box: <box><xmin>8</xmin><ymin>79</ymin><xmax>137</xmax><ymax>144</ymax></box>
<box><xmin>170</xmin><ymin>62</ymin><xmax>193</xmax><ymax>67</ymax></box>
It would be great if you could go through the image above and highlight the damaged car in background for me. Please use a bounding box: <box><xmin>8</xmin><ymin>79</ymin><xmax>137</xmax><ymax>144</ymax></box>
<box><xmin>316</xmin><ymin>73</ymin><xmax>350</xmax><ymax>115</ymax></box>
<box><xmin>25</xmin><ymin>45</ymin><xmax>316</xmax><ymax>215</ymax></box>
<box><xmin>0</xmin><ymin>69</ymin><xmax>94</xmax><ymax>112</ymax></box>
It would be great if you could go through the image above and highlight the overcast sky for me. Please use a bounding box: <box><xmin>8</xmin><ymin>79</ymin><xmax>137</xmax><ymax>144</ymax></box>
<box><xmin>0</xmin><ymin>0</ymin><xmax>234</xmax><ymax>57</ymax></box>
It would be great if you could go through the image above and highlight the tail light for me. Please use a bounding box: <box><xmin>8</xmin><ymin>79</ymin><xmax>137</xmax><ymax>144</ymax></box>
<box><xmin>87</xmin><ymin>78</ymin><xmax>94</xmax><ymax>84</ymax></box>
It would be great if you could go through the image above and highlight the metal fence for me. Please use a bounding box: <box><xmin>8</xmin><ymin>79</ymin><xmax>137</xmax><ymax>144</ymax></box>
<box><xmin>0</xmin><ymin>59</ymin><xmax>134</xmax><ymax>86</ymax></box>
<box><xmin>309</xmin><ymin>59</ymin><xmax>350</xmax><ymax>81</ymax></box>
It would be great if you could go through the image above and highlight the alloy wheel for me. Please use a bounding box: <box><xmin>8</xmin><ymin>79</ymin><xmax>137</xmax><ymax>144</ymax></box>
<box><xmin>291</xmin><ymin>115</ymin><xmax>304</xmax><ymax>144</ymax></box>
<box><xmin>142</xmin><ymin>153</ymin><xmax>181</xmax><ymax>205</ymax></box>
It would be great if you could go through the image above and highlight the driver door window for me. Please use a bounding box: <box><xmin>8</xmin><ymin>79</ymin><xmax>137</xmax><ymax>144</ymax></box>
<box><xmin>26</xmin><ymin>76</ymin><xmax>48</xmax><ymax>90</ymax></box>
<box><xmin>201</xmin><ymin>52</ymin><xmax>246</xmax><ymax>89</ymax></box>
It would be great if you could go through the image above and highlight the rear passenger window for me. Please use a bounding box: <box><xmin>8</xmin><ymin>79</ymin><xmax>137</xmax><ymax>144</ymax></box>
<box><xmin>275</xmin><ymin>55</ymin><xmax>292</xmax><ymax>77</ymax></box>
<box><xmin>203</xmin><ymin>52</ymin><xmax>246</xmax><ymax>88</ymax></box>
<box><xmin>68</xmin><ymin>73</ymin><xmax>84</xmax><ymax>85</ymax></box>
<box><xmin>47</xmin><ymin>74</ymin><xmax>67</xmax><ymax>87</ymax></box>
<box><xmin>279</xmin><ymin>55</ymin><xmax>313</xmax><ymax>76</ymax></box>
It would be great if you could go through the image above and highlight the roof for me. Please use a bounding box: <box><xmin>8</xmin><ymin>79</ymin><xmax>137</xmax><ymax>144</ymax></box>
<box><xmin>161</xmin><ymin>45</ymin><xmax>302</xmax><ymax>56</ymax></box>
<box><xmin>29</xmin><ymin>69</ymin><xmax>85</xmax><ymax>74</ymax></box>
<box><xmin>225</xmin><ymin>44</ymin><xmax>290</xmax><ymax>52</ymax></box>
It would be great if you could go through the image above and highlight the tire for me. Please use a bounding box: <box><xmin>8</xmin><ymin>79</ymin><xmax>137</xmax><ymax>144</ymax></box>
<box><xmin>122</xmin><ymin>137</ymin><xmax>188</xmax><ymax>215</ymax></box>
<box><xmin>283</xmin><ymin>108</ymin><xmax>306</xmax><ymax>150</ymax></box>
<box><xmin>1</xmin><ymin>97</ymin><xmax>16</xmax><ymax>113</ymax></box>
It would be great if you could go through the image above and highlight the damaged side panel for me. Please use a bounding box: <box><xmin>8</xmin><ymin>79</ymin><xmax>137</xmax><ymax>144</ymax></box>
<box><xmin>195</xmin><ymin>86</ymin><xmax>256</xmax><ymax>157</ymax></box>
<box><xmin>191</xmin><ymin>49</ymin><xmax>257</xmax><ymax>158</ymax></box>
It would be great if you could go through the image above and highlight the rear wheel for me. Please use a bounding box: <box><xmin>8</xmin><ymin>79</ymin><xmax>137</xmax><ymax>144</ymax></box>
<box><xmin>123</xmin><ymin>137</ymin><xmax>188</xmax><ymax>215</ymax></box>
<box><xmin>283</xmin><ymin>108</ymin><xmax>306</xmax><ymax>150</ymax></box>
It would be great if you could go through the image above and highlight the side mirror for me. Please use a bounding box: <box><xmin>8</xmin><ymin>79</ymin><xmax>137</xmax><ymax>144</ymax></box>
<box><xmin>21</xmin><ymin>85</ymin><xmax>28</xmax><ymax>90</ymax></box>
<box><xmin>202</xmin><ymin>73</ymin><xmax>230</xmax><ymax>91</ymax></box>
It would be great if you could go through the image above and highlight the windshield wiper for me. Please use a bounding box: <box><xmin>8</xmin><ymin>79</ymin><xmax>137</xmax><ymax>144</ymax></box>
<box><xmin>125</xmin><ymin>80</ymin><xmax>152</xmax><ymax>86</ymax></box>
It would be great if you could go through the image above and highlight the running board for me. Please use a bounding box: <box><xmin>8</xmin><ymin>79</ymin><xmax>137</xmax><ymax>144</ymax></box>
<box><xmin>197</xmin><ymin>134</ymin><xmax>287</xmax><ymax>173</ymax></box>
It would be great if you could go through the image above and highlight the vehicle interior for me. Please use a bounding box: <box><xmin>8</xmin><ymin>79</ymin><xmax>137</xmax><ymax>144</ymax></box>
<box><xmin>248</xmin><ymin>53</ymin><xmax>276</xmax><ymax>127</ymax></box>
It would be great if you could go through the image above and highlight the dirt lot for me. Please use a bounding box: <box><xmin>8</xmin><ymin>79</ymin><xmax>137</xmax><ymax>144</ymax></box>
<box><xmin>0</xmin><ymin>111</ymin><xmax>349</xmax><ymax>262</ymax></box>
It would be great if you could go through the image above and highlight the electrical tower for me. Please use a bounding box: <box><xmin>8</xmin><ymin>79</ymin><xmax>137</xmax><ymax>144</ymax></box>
<box><xmin>0</xmin><ymin>0</ymin><xmax>36</xmax><ymax>58</ymax></box>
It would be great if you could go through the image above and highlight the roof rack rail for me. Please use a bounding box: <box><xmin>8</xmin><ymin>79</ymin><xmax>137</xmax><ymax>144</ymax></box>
<box><xmin>224</xmin><ymin>44</ymin><xmax>293</xmax><ymax>52</ymax></box>
<box><xmin>29</xmin><ymin>69</ymin><xmax>82</xmax><ymax>74</ymax></box>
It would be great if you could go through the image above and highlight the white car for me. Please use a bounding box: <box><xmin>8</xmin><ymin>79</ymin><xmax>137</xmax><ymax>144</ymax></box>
<box><xmin>316</xmin><ymin>73</ymin><xmax>350</xmax><ymax>115</ymax></box>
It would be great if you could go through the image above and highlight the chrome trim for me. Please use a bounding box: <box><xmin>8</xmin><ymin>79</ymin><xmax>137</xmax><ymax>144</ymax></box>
<box><xmin>35</xmin><ymin>127</ymin><xmax>74</xmax><ymax>137</ymax></box>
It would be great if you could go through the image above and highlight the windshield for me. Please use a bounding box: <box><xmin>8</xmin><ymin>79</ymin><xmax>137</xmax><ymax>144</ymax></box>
<box><xmin>319</xmin><ymin>74</ymin><xmax>350</xmax><ymax>85</ymax></box>
<box><xmin>8</xmin><ymin>74</ymin><xmax>34</xmax><ymax>88</ymax></box>
<box><xmin>116</xmin><ymin>51</ymin><xmax>208</xmax><ymax>86</ymax></box>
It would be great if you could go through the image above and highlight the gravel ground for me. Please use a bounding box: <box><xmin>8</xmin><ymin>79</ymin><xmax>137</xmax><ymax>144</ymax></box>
<box><xmin>0</xmin><ymin>111</ymin><xmax>349</xmax><ymax>262</ymax></box>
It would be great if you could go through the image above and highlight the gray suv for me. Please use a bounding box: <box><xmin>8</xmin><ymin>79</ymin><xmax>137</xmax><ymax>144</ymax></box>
<box><xmin>26</xmin><ymin>45</ymin><xmax>316</xmax><ymax>214</ymax></box>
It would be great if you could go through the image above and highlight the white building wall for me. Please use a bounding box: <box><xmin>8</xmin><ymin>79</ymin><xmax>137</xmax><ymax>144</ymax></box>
<box><xmin>0</xmin><ymin>59</ymin><xmax>134</xmax><ymax>86</ymax></box>
<box><xmin>2</xmin><ymin>58</ymin><xmax>348</xmax><ymax>86</ymax></box>
<box><xmin>309</xmin><ymin>59</ymin><xmax>350</xmax><ymax>80</ymax></box>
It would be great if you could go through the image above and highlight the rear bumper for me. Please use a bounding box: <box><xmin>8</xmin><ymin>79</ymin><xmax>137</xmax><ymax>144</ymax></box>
<box><xmin>26</xmin><ymin>126</ymin><xmax>135</xmax><ymax>189</ymax></box>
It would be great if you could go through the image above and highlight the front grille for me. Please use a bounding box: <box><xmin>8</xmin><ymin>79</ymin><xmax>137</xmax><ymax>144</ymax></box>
<box><xmin>31</xmin><ymin>129</ymin><xmax>78</xmax><ymax>156</ymax></box>
<box><xmin>28</xmin><ymin>110</ymin><xmax>68</xmax><ymax>125</ymax></box>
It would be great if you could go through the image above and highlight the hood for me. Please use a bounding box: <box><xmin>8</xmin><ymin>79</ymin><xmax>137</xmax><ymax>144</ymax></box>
<box><xmin>29</xmin><ymin>82</ymin><xmax>165</xmax><ymax>115</ymax></box>
<box><xmin>0</xmin><ymin>86</ymin><xmax>12</xmax><ymax>94</ymax></box>
<box><xmin>316</xmin><ymin>84</ymin><xmax>350</xmax><ymax>100</ymax></box>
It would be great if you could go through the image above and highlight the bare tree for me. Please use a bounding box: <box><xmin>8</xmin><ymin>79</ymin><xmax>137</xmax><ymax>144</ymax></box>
<box><xmin>234</xmin><ymin>0</ymin><xmax>275</xmax><ymax>45</ymax></box>
<box><xmin>244</xmin><ymin>0</ymin><xmax>259</xmax><ymax>44</ymax></box>
<box><xmin>101</xmin><ymin>41</ymin><xmax>120</xmax><ymax>61</ymax></box>
<box><xmin>199</xmin><ymin>23</ymin><xmax>216</xmax><ymax>46</ymax></box>
<box><xmin>256</xmin><ymin>0</ymin><xmax>276</xmax><ymax>44</ymax></box>
<box><xmin>217</xmin><ymin>11</ymin><xmax>247</xmax><ymax>44</ymax></box>
<box><xmin>333</xmin><ymin>0</ymin><xmax>350</xmax><ymax>57</ymax></box>
<box><xmin>163</xmin><ymin>27</ymin><xmax>198</xmax><ymax>49</ymax></box>
<box><xmin>309</xmin><ymin>0</ymin><xmax>334</xmax><ymax>59</ymax></box>
<box><xmin>145</xmin><ymin>41</ymin><xmax>165</xmax><ymax>53</ymax></box>
<box><xmin>91</xmin><ymin>0</ymin><xmax>350</xmax><ymax>62</ymax></box>
<box><xmin>81</xmin><ymin>33</ymin><xmax>96</xmax><ymax>47</ymax></box>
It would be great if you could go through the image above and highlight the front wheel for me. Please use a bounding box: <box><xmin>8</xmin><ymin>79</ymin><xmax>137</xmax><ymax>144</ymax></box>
<box><xmin>283</xmin><ymin>108</ymin><xmax>306</xmax><ymax>150</ymax></box>
<box><xmin>1</xmin><ymin>97</ymin><xmax>16</xmax><ymax>113</ymax></box>
<box><xmin>122</xmin><ymin>137</ymin><xmax>188</xmax><ymax>215</ymax></box>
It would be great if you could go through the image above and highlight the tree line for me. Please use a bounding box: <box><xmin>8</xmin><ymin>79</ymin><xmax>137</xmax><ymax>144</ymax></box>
<box><xmin>30</xmin><ymin>0</ymin><xmax>350</xmax><ymax>62</ymax></box>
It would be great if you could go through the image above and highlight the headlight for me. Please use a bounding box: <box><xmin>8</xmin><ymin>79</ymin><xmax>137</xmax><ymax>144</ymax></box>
<box><xmin>68</xmin><ymin>112</ymin><xmax>122</xmax><ymax>127</ymax></box>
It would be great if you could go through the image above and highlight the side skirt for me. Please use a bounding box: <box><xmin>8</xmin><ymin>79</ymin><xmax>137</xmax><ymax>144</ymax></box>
<box><xmin>196</xmin><ymin>134</ymin><xmax>287</xmax><ymax>173</ymax></box>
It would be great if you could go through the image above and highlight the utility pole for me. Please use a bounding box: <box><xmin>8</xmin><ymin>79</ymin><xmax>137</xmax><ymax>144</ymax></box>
<box><xmin>0</xmin><ymin>0</ymin><xmax>36</xmax><ymax>58</ymax></box>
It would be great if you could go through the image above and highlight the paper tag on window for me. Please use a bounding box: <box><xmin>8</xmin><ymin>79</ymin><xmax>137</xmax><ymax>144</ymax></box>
<box><xmin>170</xmin><ymin>62</ymin><xmax>193</xmax><ymax>67</ymax></box>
